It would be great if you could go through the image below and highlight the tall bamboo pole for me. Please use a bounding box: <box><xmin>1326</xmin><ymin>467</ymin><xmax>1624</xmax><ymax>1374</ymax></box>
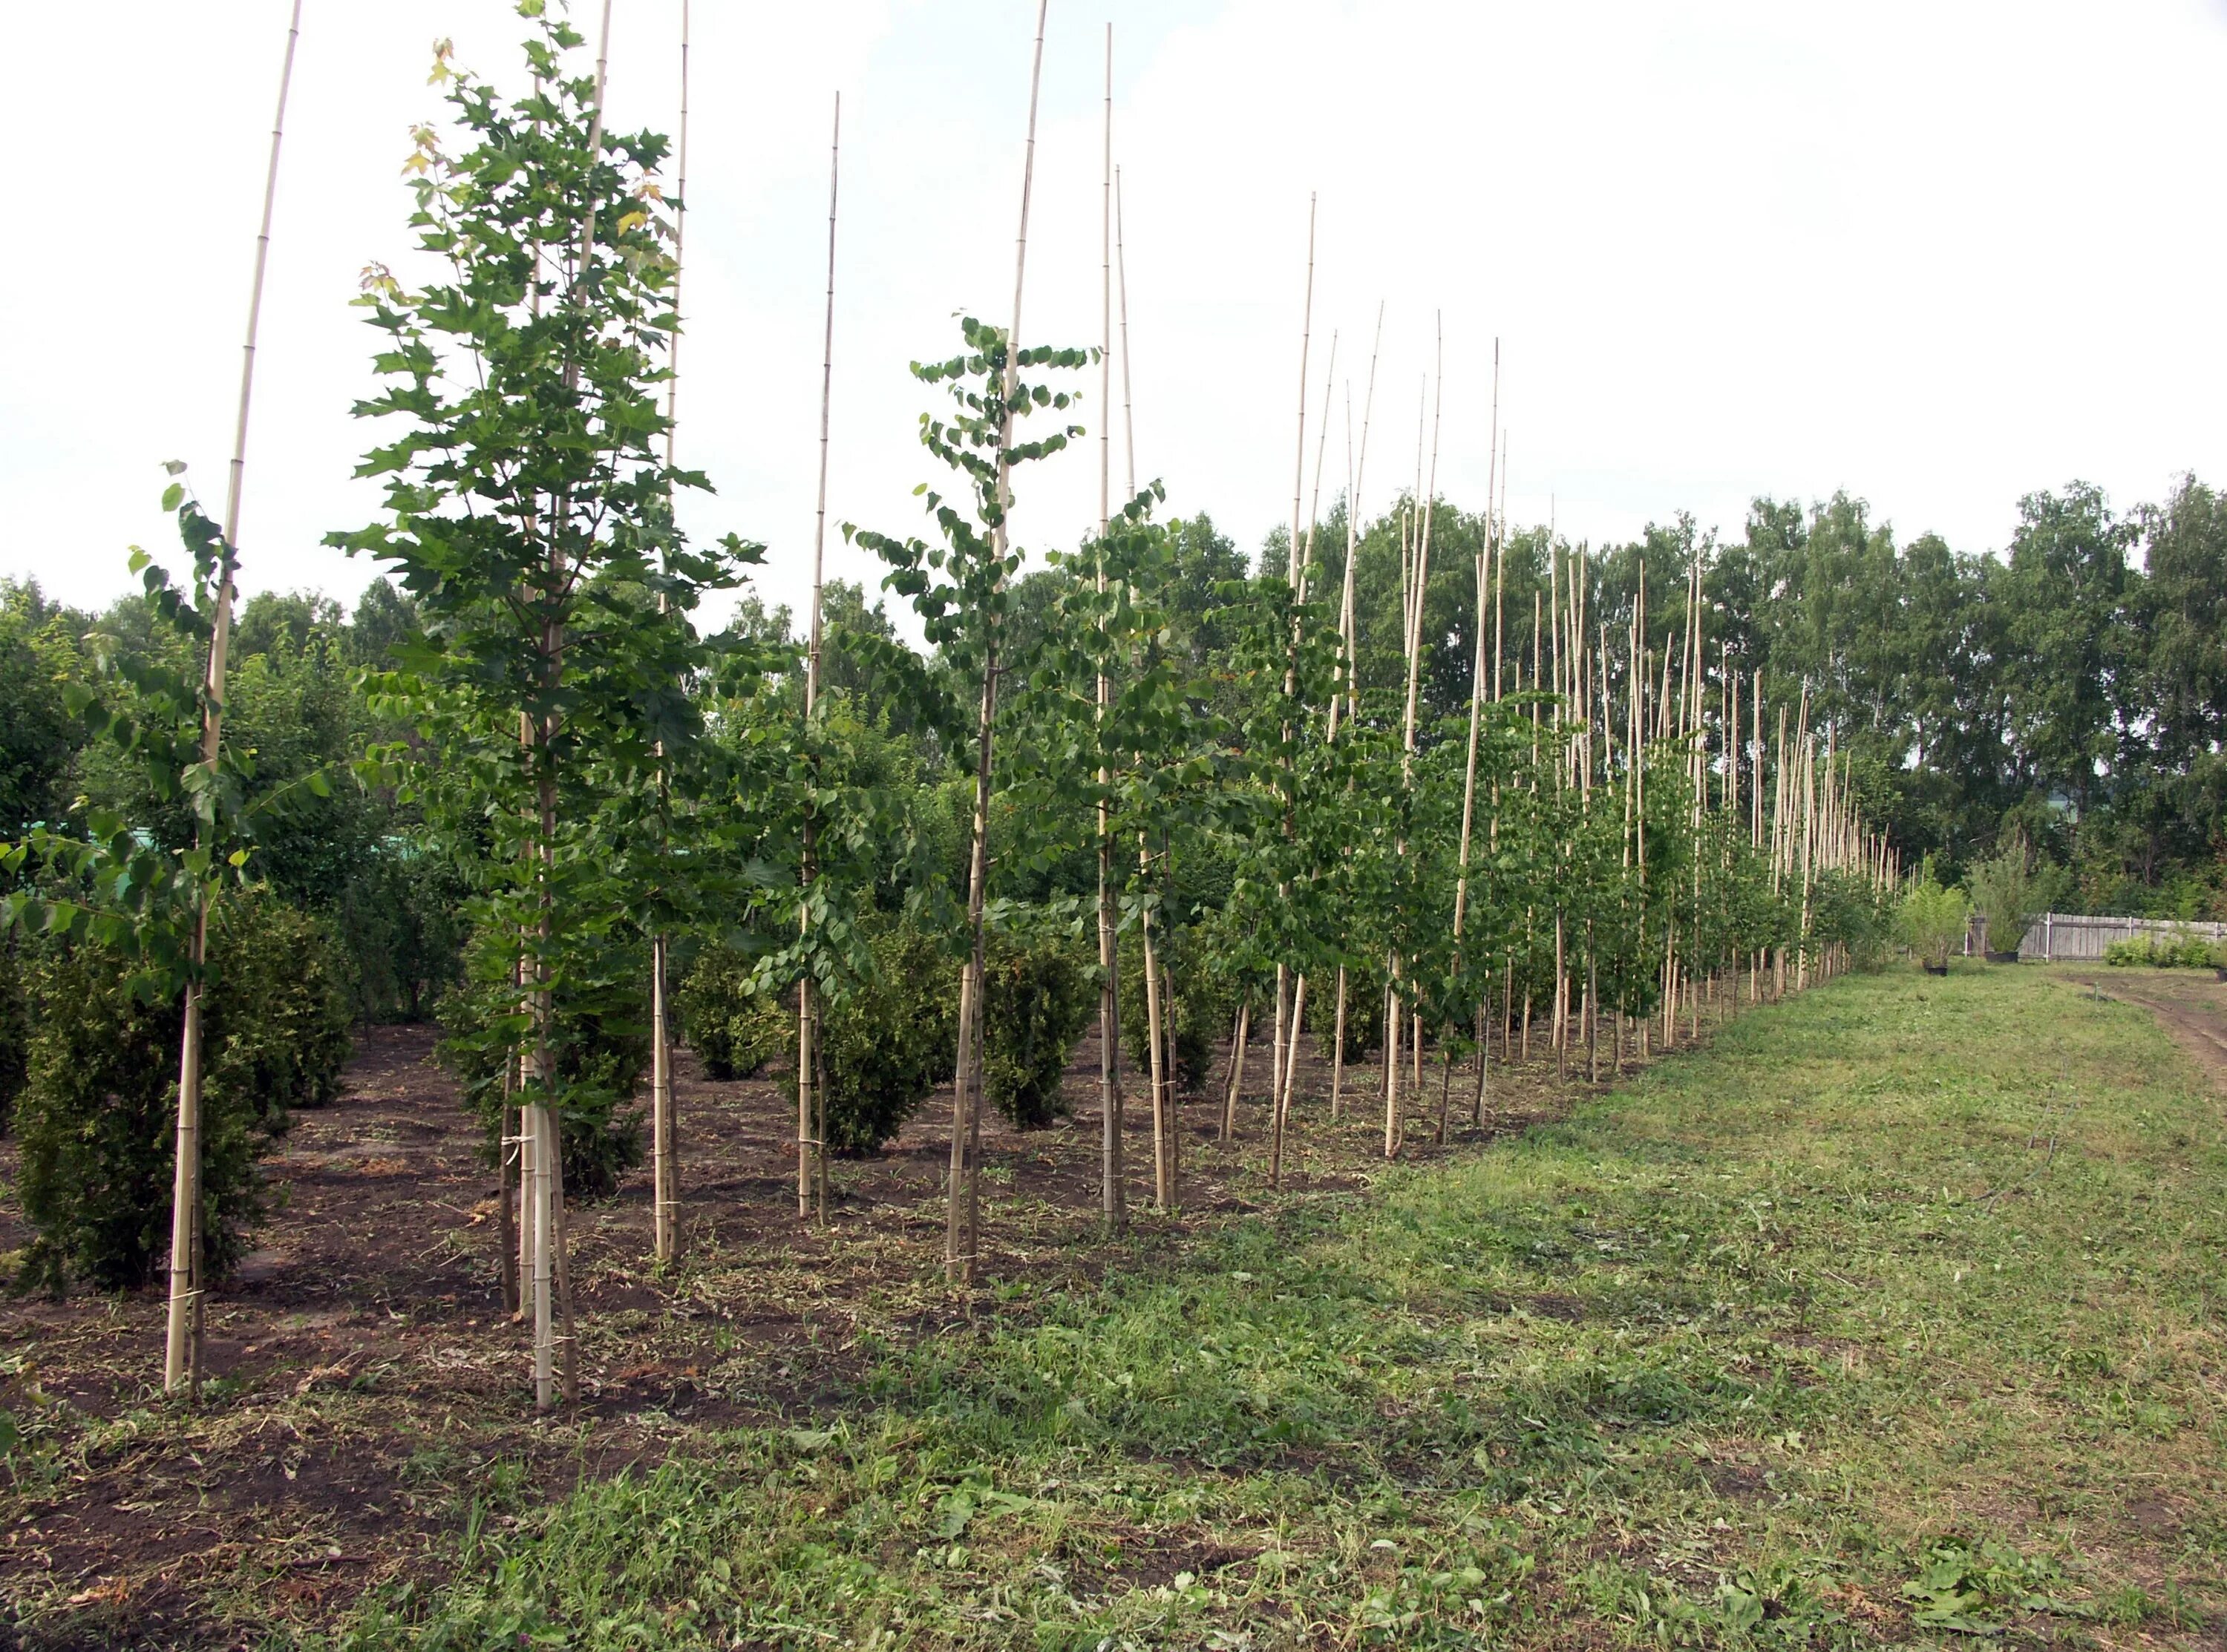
<box><xmin>1266</xmin><ymin>193</ymin><xmax>1317</xmax><ymax>1187</ymax></box>
<box><xmin>650</xmin><ymin>0</ymin><xmax>693</xmax><ymax>1262</ymax></box>
<box><xmin>1385</xmin><ymin>320</ymin><xmax>1440</xmax><ymax>1161</ymax></box>
<box><xmin>948</xmin><ymin>0</ymin><xmax>1048</xmax><ymax>1284</ymax></box>
<box><xmin>796</xmin><ymin>92</ymin><xmax>841</xmax><ymax>1227</ymax></box>
<box><xmin>1112</xmin><ymin>167</ymin><xmax>1171</xmax><ymax>1209</ymax></box>
<box><xmin>1093</xmin><ymin>26</ymin><xmax>1125</xmax><ymax>1230</ymax></box>
<box><xmin>1453</xmin><ymin>338</ymin><xmax>1498</xmax><ymax>1130</ymax></box>
<box><xmin>166</xmin><ymin>0</ymin><xmax>303</xmax><ymax>1400</ymax></box>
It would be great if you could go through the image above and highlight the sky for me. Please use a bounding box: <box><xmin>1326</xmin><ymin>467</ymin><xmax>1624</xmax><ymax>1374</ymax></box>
<box><xmin>6</xmin><ymin>1</ymin><xmax>2226</xmax><ymax>631</ymax></box>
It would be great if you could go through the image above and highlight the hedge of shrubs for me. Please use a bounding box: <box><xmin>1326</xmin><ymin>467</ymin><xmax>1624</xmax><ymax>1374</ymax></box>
<box><xmin>679</xmin><ymin>915</ymin><xmax>1099</xmax><ymax>1148</ymax></box>
<box><xmin>2102</xmin><ymin>933</ymin><xmax>2222</xmax><ymax>968</ymax></box>
<box><xmin>12</xmin><ymin>891</ymin><xmax>353</xmax><ymax>1292</ymax></box>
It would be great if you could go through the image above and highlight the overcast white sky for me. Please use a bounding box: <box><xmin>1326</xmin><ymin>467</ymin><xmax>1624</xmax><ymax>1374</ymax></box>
<box><xmin>6</xmin><ymin>1</ymin><xmax>2226</xmax><ymax>628</ymax></box>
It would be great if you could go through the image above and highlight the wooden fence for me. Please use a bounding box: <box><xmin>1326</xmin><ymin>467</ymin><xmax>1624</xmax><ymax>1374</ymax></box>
<box><xmin>1977</xmin><ymin>912</ymin><xmax>2227</xmax><ymax>962</ymax></box>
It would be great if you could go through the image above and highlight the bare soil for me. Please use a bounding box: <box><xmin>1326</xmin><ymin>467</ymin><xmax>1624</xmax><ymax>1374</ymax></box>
<box><xmin>0</xmin><ymin>1002</ymin><xmax>1654</xmax><ymax>1645</ymax></box>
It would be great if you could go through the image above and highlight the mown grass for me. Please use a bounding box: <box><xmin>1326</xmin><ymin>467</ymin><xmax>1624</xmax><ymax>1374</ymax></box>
<box><xmin>320</xmin><ymin>966</ymin><xmax>2223</xmax><ymax>1649</ymax></box>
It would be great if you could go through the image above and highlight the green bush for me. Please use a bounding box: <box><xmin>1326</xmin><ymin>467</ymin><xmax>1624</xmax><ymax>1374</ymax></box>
<box><xmin>1896</xmin><ymin>865</ymin><xmax>1969</xmax><ymax>967</ymax></box>
<box><xmin>1964</xmin><ymin>833</ymin><xmax>2064</xmax><ymax>958</ymax></box>
<box><xmin>1303</xmin><ymin>966</ymin><xmax>1381</xmax><ymax>1059</ymax></box>
<box><xmin>13</xmin><ymin>893</ymin><xmax>353</xmax><ymax>1293</ymax></box>
<box><xmin>814</xmin><ymin>917</ymin><xmax>958</xmax><ymax>1155</ymax></box>
<box><xmin>437</xmin><ymin>929</ymin><xmax>647</xmax><ymax>1199</ymax></box>
<box><xmin>336</xmin><ymin>842</ymin><xmax>466</xmax><ymax>1023</ymax></box>
<box><xmin>0</xmin><ymin>940</ymin><xmax>27</xmax><ymax>1135</ymax></box>
<box><xmin>676</xmin><ymin>944</ymin><xmax>789</xmax><ymax>1081</ymax></box>
<box><xmin>2102</xmin><ymin>932</ymin><xmax>2220</xmax><ymax>968</ymax></box>
<box><xmin>982</xmin><ymin>926</ymin><xmax>1093</xmax><ymax>1129</ymax></box>
<box><xmin>1118</xmin><ymin>931</ymin><xmax>1228</xmax><ymax>1095</ymax></box>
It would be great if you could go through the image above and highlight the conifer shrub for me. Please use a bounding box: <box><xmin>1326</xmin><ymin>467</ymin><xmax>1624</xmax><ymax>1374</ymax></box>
<box><xmin>1119</xmin><ymin>929</ymin><xmax>1231</xmax><ymax>1094</ymax></box>
<box><xmin>676</xmin><ymin>944</ymin><xmax>788</xmax><ymax>1081</ymax></box>
<box><xmin>982</xmin><ymin>925</ymin><xmax>1093</xmax><ymax>1128</ymax></box>
<box><xmin>13</xmin><ymin>892</ymin><xmax>352</xmax><ymax>1292</ymax></box>
<box><xmin>1303</xmin><ymin>966</ymin><xmax>1381</xmax><ymax>1059</ymax></box>
<box><xmin>437</xmin><ymin>929</ymin><xmax>647</xmax><ymax>1199</ymax></box>
<box><xmin>816</xmin><ymin>917</ymin><xmax>958</xmax><ymax>1155</ymax></box>
<box><xmin>0</xmin><ymin>940</ymin><xmax>27</xmax><ymax>1135</ymax></box>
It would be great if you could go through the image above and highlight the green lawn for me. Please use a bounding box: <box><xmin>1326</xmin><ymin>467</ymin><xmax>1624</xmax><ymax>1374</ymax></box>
<box><xmin>333</xmin><ymin>966</ymin><xmax>2224</xmax><ymax>1649</ymax></box>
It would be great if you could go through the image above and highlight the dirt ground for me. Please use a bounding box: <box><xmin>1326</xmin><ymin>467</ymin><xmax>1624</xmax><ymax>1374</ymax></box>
<box><xmin>0</xmin><ymin>1000</ymin><xmax>1632</xmax><ymax>1645</ymax></box>
<box><xmin>2053</xmin><ymin>961</ymin><xmax>2227</xmax><ymax>1086</ymax></box>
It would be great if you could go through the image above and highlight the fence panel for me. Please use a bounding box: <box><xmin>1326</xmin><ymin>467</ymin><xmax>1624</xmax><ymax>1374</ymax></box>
<box><xmin>2006</xmin><ymin>913</ymin><xmax>2227</xmax><ymax>962</ymax></box>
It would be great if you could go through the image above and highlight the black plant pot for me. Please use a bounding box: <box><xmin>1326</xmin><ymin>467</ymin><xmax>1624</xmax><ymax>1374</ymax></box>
<box><xmin>2214</xmin><ymin>966</ymin><xmax>2227</xmax><ymax>983</ymax></box>
<box><xmin>1922</xmin><ymin>960</ymin><xmax>1949</xmax><ymax>977</ymax></box>
<box><xmin>1985</xmin><ymin>950</ymin><xmax>2020</xmax><ymax>965</ymax></box>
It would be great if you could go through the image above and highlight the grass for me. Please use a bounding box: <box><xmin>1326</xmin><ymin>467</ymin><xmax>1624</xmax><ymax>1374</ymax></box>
<box><xmin>306</xmin><ymin>965</ymin><xmax>2226</xmax><ymax>1649</ymax></box>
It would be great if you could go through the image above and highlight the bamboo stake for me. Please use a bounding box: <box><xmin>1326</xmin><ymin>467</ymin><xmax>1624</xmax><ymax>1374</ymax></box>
<box><xmin>948</xmin><ymin>0</ymin><xmax>1048</xmax><ymax>1285</ymax></box>
<box><xmin>797</xmin><ymin>92</ymin><xmax>840</xmax><ymax>1227</ymax></box>
<box><xmin>1334</xmin><ymin>303</ymin><xmax>1385</xmax><ymax>734</ymax></box>
<box><xmin>649</xmin><ymin>0</ymin><xmax>694</xmax><ymax>1262</ymax></box>
<box><xmin>1115</xmin><ymin>168</ymin><xmax>1136</xmax><ymax>494</ymax></box>
<box><xmin>1221</xmin><ymin>994</ymin><xmax>1250</xmax><ymax>1140</ymax></box>
<box><xmin>1288</xmin><ymin>194</ymin><xmax>1315</xmax><ymax>588</ymax></box>
<box><xmin>1094</xmin><ymin>26</ymin><xmax>1124</xmax><ymax>1231</ymax></box>
<box><xmin>1384</xmin><ymin>321</ymin><xmax>1441</xmax><ymax>1161</ymax></box>
<box><xmin>1451</xmin><ymin>339</ymin><xmax>1498</xmax><ymax>1133</ymax></box>
<box><xmin>166</xmin><ymin>0</ymin><xmax>303</xmax><ymax>1400</ymax></box>
<box><xmin>1322</xmin><ymin>966</ymin><xmax>1347</xmax><ymax>1125</ymax></box>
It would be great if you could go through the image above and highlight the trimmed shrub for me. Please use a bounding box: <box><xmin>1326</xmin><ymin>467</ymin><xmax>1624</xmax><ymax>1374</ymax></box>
<box><xmin>676</xmin><ymin>944</ymin><xmax>789</xmax><ymax>1081</ymax></box>
<box><xmin>1118</xmin><ymin>931</ymin><xmax>1227</xmax><ymax>1095</ymax></box>
<box><xmin>1303</xmin><ymin>966</ymin><xmax>1381</xmax><ymax>1060</ymax></box>
<box><xmin>0</xmin><ymin>940</ymin><xmax>26</xmax><ymax>1135</ymax></box>
<box><xmin>982</xmin><ymin>927</ymin><xmax>1093</xmax><ymax>1129</ymax></box>
<box><xmin>817</xmin><ymin>918</ymin><xmax>958</xmax><ymax>1155</ymax></box>
<box><xmin>437</xmin><ymin>929</ymin><xmax>647</xmax><ymax>1199</ymax></box>
<box><xmin>13</xmin><ymin>893</ymin><xmax>353</xmax><ymax>1293</ymax></box>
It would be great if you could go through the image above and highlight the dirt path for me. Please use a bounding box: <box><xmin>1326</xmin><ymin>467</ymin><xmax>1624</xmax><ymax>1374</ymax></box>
<box><xmin>2053</xmin><ymin>963</ymin><xmax>2227</xmax><ymax>1087</ymax></box>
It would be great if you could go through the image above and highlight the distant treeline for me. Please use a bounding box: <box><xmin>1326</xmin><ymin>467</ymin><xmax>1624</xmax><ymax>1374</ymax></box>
<box><xmin>4</xmin><ymin>470</ymin><xmax>2220</xmax><ymax>925</ymax></box>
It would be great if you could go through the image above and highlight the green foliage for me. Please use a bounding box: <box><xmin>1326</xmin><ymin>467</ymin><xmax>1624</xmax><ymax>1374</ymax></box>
<box><xmin>0</xmin><ymin>940</ymin><xmax>26</xmax><ymax>1135</ymax></box>
<box><xmin>1963</xmin><ymin>832</ymin><xmax>2062</xmax><ymax>954</ymax></box>
<box><xmin>13</xmin><ymin>891</ymin><xmax>351</xmax><ymax>1292</ymax></box>
<box><xmin>327</xmin><ymin>8</ymin><xmax>760</xmax><ymax>1153</ymax></box>
<box><xmin>2102</xmin><ymin>931</ymin><xmax>2220</xmax><ymax>968</ymax></box>
<box><xmin>335</xmin><ymin>843</ymin><xmax>466</xmax><ymax>1022</ymax></box>
<box><xmin>813</xmin><ymin>917</ymin><xmax>957</xmax><ymax>1156</ymax></box>
<box><xmin>1895</xmin><ymin>865</ymin><xmax>1969</xmax><ymax>966</ymax></box>
<box><xmin>0</xmin><ymin>582</ymin><xmax>76</xmax><ymax>836</ymax></box>
<box><xmin>436</xmin><ymin>928</ymin><xmax>647</xmax><ymax>1199</ymax></box>
<box><xmin>1901</xmin><ymin>1537</ymin><xmax>2089</xmax><ymax>1635</ymax></box>
<box><xmin>674</xmin><ymin>943</ymin><xmax>788</xmax><ymax>1082</ymax></box>
<box><xmin>981</xmin><ymin>922</ymin><xmax>1092</xmax><ymax>1129</ymax></box>
<box><xmin>1</xmin><ymin>481</ymin><xmax>311</xmax><ymax>1005</ymax></box>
